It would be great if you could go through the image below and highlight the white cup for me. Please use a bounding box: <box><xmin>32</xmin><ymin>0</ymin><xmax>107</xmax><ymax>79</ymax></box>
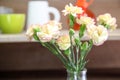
<box><xmin>27</xmin><ymin>1</ymin><xmax>60</xmax><ymax>28</ymax></box>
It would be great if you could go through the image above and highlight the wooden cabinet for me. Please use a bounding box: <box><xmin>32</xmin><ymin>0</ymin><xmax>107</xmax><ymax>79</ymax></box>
<box><xmin>1</xmin><ymin>40</ymin><xmax>120</xmax><ymax>70</ymax></box>
<box><xmin>1</xmin><ymin>39</ymin><xmax>120</xmax><ymax>80</ymax></box>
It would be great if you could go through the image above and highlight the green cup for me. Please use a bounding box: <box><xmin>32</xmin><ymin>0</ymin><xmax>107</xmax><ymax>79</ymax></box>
<box><xmin>0</xmin><ymin>14</ymin><xmax>25</xmax><ymax>34</ymax></box>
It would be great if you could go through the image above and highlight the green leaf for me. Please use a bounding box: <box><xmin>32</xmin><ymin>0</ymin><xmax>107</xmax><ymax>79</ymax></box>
<box><xmin>64</xmin><ymin>48</ymin><xmax>71</xmax><ymax>56</ymax></box>
<box><xmin>81</xmin><ymin>41</ymin><xmax>93</xmax><ymax>58</ymax></box>
<box><xmin>88</xmin><ymin>40</ymin><xmax>93</xmax><ymax>49</ymax></box>
<box><xmin>81</xmin><ymin>42</ymin><xmax>88</xmax><ymax>51</ymax></box>
<box><xmin>69</xmin><ymin>14</ymin><xmax>75</xmax><ymax>28</ymax></box>
<box><xmin>50</xmin><ymin>39</ymin><xmax>55</xmax><ymax>44</ymax></box>
<box><xmin>69</xmin><ymin>19</ymin><xmax>74</xmax><ymax>28</ymax></box>
<box><xmin>69</xmin><ymin>28</ymin><xmax>75</xmax><ymax>36</ymax></box>
<box><xmin>101</xmin><ymin>23</ymin><xmax>110</xmax><ymax>29</ymax></box>
<box><xmin>75</xmin><ymin>37</ymin><xmax>81</xmax><ymax>46</ymax></box>
<box><xmin>33</xmin><ymin>34</ymin><xmax>39</xmax><ymax>41</ymax></box>
<box><xmin>105</xmin><ymin>24</ymin><xmax>110</xmax><ymax>29</ymax></box>
<box><xmin>79</xmin><ymin>24</ymin><xmax>86</xmax><ymax>38</ymax></box>
<box><xmin>34</xmin><ymin>27</ymin><xmax>40</xmax><ymax>32</ymax></box>
<box><xmin>33</xmin><ymin>28</ymin><xmax>40</xmax><ymax>41</ymax></box>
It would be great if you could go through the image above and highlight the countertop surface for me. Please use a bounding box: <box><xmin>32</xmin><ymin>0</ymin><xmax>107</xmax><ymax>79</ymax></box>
<box><xmin>0</xmin><ymin>29</ymin><xmax>120</xmax><ymax>43</ymax></box>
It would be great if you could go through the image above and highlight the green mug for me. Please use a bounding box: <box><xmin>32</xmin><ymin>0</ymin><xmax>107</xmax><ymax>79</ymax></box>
<box><xmin>0</xmin><ymin>14</ymin><xmax>25</xmax><ymax>34</ymax></box>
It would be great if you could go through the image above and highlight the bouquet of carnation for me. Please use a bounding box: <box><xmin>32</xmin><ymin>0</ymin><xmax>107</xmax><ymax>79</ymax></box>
<box><xmin>26</xmin><ymin>3</ymin><xmax>117</xmax><ymax>80</ymax></box>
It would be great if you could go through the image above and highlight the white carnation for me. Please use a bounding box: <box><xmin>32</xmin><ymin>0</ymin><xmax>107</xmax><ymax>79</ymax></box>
<box><xmin>87</xmin><ymin>25</ymin><xmax>108</xmax><ymax>46</ymax></box>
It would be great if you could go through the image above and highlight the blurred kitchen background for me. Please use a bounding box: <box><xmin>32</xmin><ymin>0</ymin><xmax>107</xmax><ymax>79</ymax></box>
<box><xmin>0</xmin><ymin>0</ymin><xmax>120</xmax><ymax>29</ymax></box>
<box><xmin>0</xmin><ymin>0</ymin><xmax>120</xmax><ymax>80</ymax></box>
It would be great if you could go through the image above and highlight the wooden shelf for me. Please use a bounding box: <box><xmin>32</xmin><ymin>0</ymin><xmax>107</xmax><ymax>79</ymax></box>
<box><xmin>0</xmin><ymin>29</ymin><xmax>120</xmax><ymax>43</ymax></box>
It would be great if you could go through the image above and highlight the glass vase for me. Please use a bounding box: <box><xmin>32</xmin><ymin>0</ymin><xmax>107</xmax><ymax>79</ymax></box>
<box><xmin>67</xmin><ymin>69</ymin><xmax>87</xmax><ymax>80</ymax></box>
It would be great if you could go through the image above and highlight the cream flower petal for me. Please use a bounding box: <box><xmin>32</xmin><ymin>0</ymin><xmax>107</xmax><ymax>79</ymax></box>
<box><xmin>62</xmin><ymin>3</ymin><xmax>83</xmax><ymax>17</ymax></box>
<box><xmin>97</xmin><ymin>13</ymin><xmax>117</xmax><ymax>31</ymax></box>
<box><xmin>76</xmin><ymin>16</ymin><xmax>95</xmax><ymax>26</ymax></box>
<box><xmin>56</xmin><ymin>34</ymin><xmax>71</xmax><ymax>50</ymax></box>
<box><xmin>87</xmin><ymin>25</ymin><xmax>108</xmax><ymax>46</ymax></box>
<box><xmin>36</xmin><ymin>21</ymin><xmax>62</xmax><ymax>42</ymax></box>
<box><xmin>26</xmin><ymin>24</ymin><xmax>41</xmax><ymax>40</ymax></box>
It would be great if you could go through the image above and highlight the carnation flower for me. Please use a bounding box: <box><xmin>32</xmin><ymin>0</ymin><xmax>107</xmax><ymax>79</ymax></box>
<box><xmin>37</xmin><ymin>32</ymin><xmax>53</xmax><ymax>42</ymax></box>
<box><xmin>26</xmin><ymin>24</ymin><xmax>41</xmax><ymax>40</ymax></box>
<box><xmin>37</xmin><ymin>21</ymin><xmax>62</xmax><ymax>42</ymax></box>
<box><xmin>76</xmin><ymin>16</ymin><xmax>95</xmax><ymax>26</ymax></box>
<box><xmin>97</xmin><ymin>13</ymin><xmax>117</xmax><ymax>31</ymax></box>
<box><xmin>56</xmin><ymin>34</ymin><xmax>71</xmax><ymax>50</ymax></box>
<box><xmin>87</xmin><ymin>25</ymin><xmax>108</xmax><ymax>46</ymax></box>
<box><xmin>62</xmin><ymin>3</ymin><xmax>83</xmax><ymax>17</ymax></box>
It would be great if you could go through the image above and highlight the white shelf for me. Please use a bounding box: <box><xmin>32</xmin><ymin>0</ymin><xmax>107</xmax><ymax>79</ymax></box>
<box><xmin>0</xmin><ymin>33</ymin><xmax>29</xmax><ymax>43</ymax></box>
<box><xmin>0</xmin><ymin>29</ymin><xmax>120</xmax><ymax>43</ymax></box>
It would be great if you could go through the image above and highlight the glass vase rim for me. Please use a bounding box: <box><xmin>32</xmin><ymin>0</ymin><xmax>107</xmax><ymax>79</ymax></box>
<box><xmin>66</xmin><ymin>68</ymin><xmax>87</xmax><ymax>74</ymax></box>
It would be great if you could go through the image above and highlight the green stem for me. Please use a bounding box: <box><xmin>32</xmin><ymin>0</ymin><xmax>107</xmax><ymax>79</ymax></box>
<box><xmin>46</xmin><ymin>43</ymin><xmax>69</xmax><ymax>68</ymax></box>
<box><xmin>76</xmin><ymin>45</ymin><xmax>79</xmax><ymax>71</ymax></box>
<box><xmin>68</xmin><ymin>55</ymin><xmax>76</xmax><ymax>71</ymax></box>
<box><xmin>78</xmin><ymin>45</ymin><xmax>85</xmax><ymax>71</ymax></box>
<box><xmin>53</xmin><ymin>43</ymin><xmax>68</xmax><ymax>64</ymax></box>
<box><xmin>70</xmin><ymin>33</ymin><xmax>75</xmax><ymax>64</ymax></box>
